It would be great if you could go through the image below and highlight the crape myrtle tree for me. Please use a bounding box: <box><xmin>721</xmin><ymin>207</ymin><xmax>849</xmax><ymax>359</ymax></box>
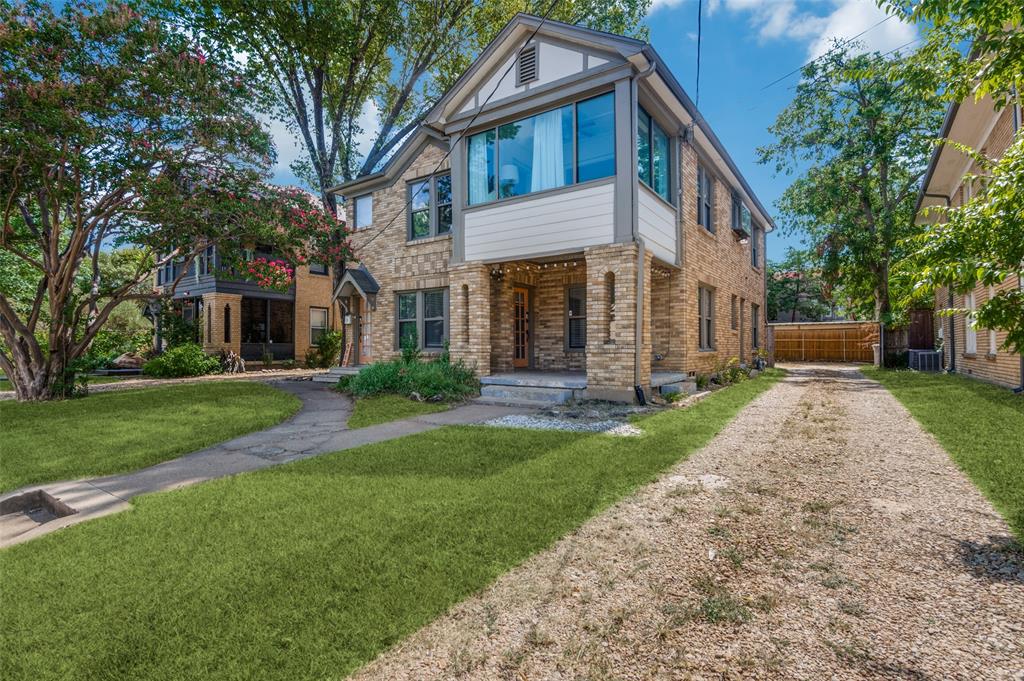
<box><xmin>0</xmin><ymin>1</ymin><xmax>352</xmax><ymax>401</ymax></box>
<box><xmin>168</xmin><ymin>0</ymin><xmax>651</xmax><ymax>329</ymax></box>
<box><xmin>758</xmin><ymin>46</ymin><xmax>946</xmax><ymax>325</ymax></box>
<box><xmin>883</xmin><ymin>0</ymin><xmax>1024</xmax><ymax>352</ymax></box>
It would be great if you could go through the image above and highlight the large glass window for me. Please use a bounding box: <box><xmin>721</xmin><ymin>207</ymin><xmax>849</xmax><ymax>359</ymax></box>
<box><xmin>467</xmin><ymin>93</ymin><xmax>615</xmax><ymax>205</ymax></box>
<box><xmin>638</xmin><ymin>107</ymin><xmax>671</xmax><ymax>203</ymax></box>
<box><xmin>577</xmin><ymin>93</ymin><xmax>616</xmax><ymax>182</ymax></box>
<box><xmin>396</xmin><ymin>288</ymin><xmax>448</xmax><ymax>350</ymax></box>
<box><xmin>407</xmin><ymin>173</ymin><xmax>451</xmax><ymax>240</ymax></box>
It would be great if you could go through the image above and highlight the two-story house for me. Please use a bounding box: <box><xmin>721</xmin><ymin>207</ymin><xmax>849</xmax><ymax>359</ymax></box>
<box><xmin>917</xmin><ymin>95</ymin><xmax>1023</xmax><ymax>389</ymax></box>
<box><xmin>156</xmin><ymin>244</ymin><xmax>338</xmax><ymax>364</ymax></box>
<box><xmin>331</xmin><ymin>14</ymin><xmax>773</xmax><ymax>402</ymax></box>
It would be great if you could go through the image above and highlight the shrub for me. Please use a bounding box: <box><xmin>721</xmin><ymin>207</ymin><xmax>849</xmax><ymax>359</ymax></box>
<box><xmin>695</xmin><ymin>373</ymin><xmax>710</xmax><ymax>391</ymax></box>
<box><xmin>305</xmin><ymin>330</ymin><xmax>344</xmax><ymax>368</ymax></box>
<box><xmin>347</xmin><ymin>356</ymin><xmax>478</xmax><ymax>401</ymax></box>
<box><xmin>400</xmin><ymin>334</ymin><xmax>421</xmax><ymax>364</ymax></box>
<box><xmin>143</xmin><ymin>343</ymin><xmax>220</xmax><ymax>378</ymax></box>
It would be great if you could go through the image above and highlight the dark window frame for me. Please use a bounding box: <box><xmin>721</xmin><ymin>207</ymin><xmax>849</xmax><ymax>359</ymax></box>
<box><xmin>407</xmin><ymin>173</ymin><xmax>452</xmax><ymax>241</ymax></box>
<box><xmin>750</xmin><ymin>224</ymin><xmax>761</xmax><ymax>269</ymax></box>
<box><xmin>699</xmin><ymin>285</ymin><xmax>715</xmax><ymax>351</ymax></box>
<box><xmin>751</xmin><ymin>303</ymin><xmax>760</xmax><ymax>348</ymax></box>
<box><xmin>466</xmin><ymin>91</ymin><xmax>615</xmax><ymax>206</ymax></box>
<box><xmin>309</xmin><ymin>261</ymin><xmax>328</xmax><ymax>276</ymax></box>
<box><xmin>730</xmin><ymin>294</ymin><xmax>738</xmax><ymax>331</ymax></box>
<box><xmin>637</xmin><ymin>106</ymin><xmax>672</xmax><ymax>204</ymax></box>
<box><xmin>697</xmin><ymin>165</ymin><xmax>714</xmax><ymax>232</ymax></box>
<box><xmin>565</xmin><ymin>284</ymin><xmax>587</xmax><ymax>352</ymax></box>
<box><xmin>353</xmin><ymin>194</ymin><xmax>373</xmax><ymax>230</ymax></box>
<box><xmin>394</xmin><ymin>288</ymin><xmax>449</xmax><ymax>351</ymax></box>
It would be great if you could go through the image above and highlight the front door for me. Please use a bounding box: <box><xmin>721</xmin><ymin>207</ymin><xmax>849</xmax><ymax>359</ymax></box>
<box><xmin>356</xmin><ymin>298</ymin><xmax>373</xmax><ymax>365</ymax></box>
<box><xmin>513</xmin><ymin>287</ymin><xmax>530</xmax><ymax>368</ymax></box>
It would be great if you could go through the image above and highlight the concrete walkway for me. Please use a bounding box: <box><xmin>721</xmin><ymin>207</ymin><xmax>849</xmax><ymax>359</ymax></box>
<box><xmin>1</xmin><ymin>381</ymin><xmax>529</xmax><ymax>547</ymax></box>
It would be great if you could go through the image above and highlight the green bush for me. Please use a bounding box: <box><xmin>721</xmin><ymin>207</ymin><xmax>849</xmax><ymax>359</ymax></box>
<box><xmin>143</xmin><ymin>343</ymin><xmax>220</xmax><ymax>378</ymax></box>
<box><xmin>346</xmin><ymin>355</ymin><xmax>477</xmax><ymax>401</ymax></box>
<box><xmin>305</xmin><ymin>330</ymin><xmax>344</xmax><ymax>368</ymax></box>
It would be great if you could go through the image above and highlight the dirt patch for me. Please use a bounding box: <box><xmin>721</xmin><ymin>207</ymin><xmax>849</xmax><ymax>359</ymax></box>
<box><xmin>350</xmin><ymin>364</ymin><xmax>1023</xmax><ymax>680</ymax></box>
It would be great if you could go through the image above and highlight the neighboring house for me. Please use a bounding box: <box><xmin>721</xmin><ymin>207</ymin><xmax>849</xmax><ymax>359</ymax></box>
<box><xmin>917</xmin><ymin>96</ymin><xmax>1023</xmax><ymax>389</ymax></box>
<box><xmin>331</xmin><ymin>14</ymin><xmax>773</xmax><ymax>401</ymax></box>
<box><xmin>155</xmin><ymin>244</ymin><xmax>338</xmax><ymax>364</ymax></box>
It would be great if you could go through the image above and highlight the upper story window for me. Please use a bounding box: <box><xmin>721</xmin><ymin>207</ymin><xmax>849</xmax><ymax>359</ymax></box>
<box><xmin>408</xmin><ymin>173</ymin><xmax>452</xmax><ymax>240</ymax></box>
<box><xmin>354</xmin><ymin>194</ymin><xmax>373</xmax><ymax>229</ymax></box>
<box><xmin>697</xmin><ymin>165</ymin><xmax>714</xmax><ymax>232</ymax></box>
<box><xmin>309</xmin><ymin>261</ymin><xmax>328</xmax><ymax>275</ymax></box>
<box><xmin>467</xmin><ymin>92</ymin><xmax>615</xmax><ymax>206</ymax></box>
<box><xmin>637</xmin><ymin>107</ymin><xmax>671</xmax><ymax>203</ymax></box>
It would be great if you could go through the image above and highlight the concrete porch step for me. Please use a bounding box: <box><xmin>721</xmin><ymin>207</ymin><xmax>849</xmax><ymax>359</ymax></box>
<box><xmin>479</xmin><ymin>385</ymin><xmax>574</xmax><ymax>404</ymax></box>
<box><xmin>312</xmin><ymin>366</ymin><xmax>361</xmax><ymax>383</ymax></box>
<box><xmin>473</xmin><ymin>395</ymin><xmax>555</xmax><ymax>409</ymax></box>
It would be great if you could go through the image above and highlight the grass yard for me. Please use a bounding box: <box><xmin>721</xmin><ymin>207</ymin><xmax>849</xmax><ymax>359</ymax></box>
<box><xmin>347</xmin><ymin>394</ymin><xmax>450</xmax><ymax>429</ymax></box>
<box><xmin>0</xmin><ymin>382</ymin><xmax>301</xmax><ymax>492</ymax></box>
<box><xmin>863</xmin><ymin>367</ymin><xmax>1024</xmax><ymax>539</ymax></box>
<box><xmin>0</xmin><ymin>371</ymin><xmax>782</xmax><ymax>681</ymax></box>
<box><xmin>0</xmin><ymin>374</ymin><xmax>126</xmax><ymax>387</ymax></box>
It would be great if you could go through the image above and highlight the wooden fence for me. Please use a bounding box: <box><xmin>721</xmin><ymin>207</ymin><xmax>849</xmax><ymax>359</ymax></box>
<box><xmin>768</xmin><ymin>321</ymin><xmax>880</xmax><ymax>363</ymax></box>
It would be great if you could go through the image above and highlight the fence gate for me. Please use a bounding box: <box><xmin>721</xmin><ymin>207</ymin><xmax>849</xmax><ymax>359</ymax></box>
<box><xmin>769</xmin><ymin>322</ymin><xmax>880</xmax><ymax>363</ymax></box>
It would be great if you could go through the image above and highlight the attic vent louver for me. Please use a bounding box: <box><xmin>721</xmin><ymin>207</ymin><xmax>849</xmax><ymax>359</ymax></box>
<box><xmin>516</xmin><ymin>44</ymin><xmax>538</xmax><ymax>86</ymax></box>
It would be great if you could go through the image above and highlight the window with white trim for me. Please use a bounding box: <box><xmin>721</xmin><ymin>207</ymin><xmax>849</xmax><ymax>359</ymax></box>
<box><xmin>310</xmin><ymin>307</ymin><xmax>328</xmax><ymax>344</ymax></box>
<box><xmin>354</xmin><ymin>194</ymin><xmax>373</xmax><ymax>229</ymax></box>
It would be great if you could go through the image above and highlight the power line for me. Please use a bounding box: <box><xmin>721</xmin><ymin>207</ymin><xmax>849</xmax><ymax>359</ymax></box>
<box><xmin>759</xmin><ymin>14</ymin><xmax>895</xmax><ymax>92</ymax></box>
<box><xmin>352</xmin><ymin>0</ymin><xmax>563</xmax><ymax>253</ymax></box>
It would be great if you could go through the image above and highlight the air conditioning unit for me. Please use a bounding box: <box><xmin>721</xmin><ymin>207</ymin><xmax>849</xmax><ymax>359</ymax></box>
<box><xmin>908</xmin><ymin>349</ymin><xmax>942</xmax><ymax>372</ymax></box>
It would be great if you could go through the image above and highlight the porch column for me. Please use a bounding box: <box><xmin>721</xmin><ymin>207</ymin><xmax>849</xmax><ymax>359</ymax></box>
<box><xmin>448</xmin><ymin>262</ymin><xmax>492</xmax><ymax>376</ymax></box>
<box><xmin>201</xmin><ymin>292</ymin><xmax>242</xmax><ymax>356</ymax></box>
<box><xmin>584</xmin><ymin>243</ymin><xmax>651</xmax><ymax>402</ymax></box>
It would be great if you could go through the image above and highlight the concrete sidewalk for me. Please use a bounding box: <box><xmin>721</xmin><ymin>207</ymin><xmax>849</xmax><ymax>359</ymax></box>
<box><xmin>1</xmin><ymin>381</ymin><xmax>530</xmax><ymax>547</ymax></box>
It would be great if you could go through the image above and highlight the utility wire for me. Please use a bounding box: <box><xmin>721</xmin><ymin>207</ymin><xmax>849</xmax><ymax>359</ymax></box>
<box><xmin>695</xmin><ymin>0</ymin><xmax>703</xmax><ymax>108</ymax></box>
<box><xmin>352</xmin><ymin>0</ymin><xmax>563</xmax><ymax>253</ymax></box>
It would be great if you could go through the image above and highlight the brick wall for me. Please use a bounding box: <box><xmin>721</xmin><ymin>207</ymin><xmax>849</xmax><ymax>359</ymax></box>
<box><xmin>201</xmin><ymin>292</ymin><xmax>242</xmax><ymax>356</ymax></box>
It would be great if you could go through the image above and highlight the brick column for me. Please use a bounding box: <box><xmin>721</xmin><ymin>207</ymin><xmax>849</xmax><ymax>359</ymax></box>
<box><xmin>448</xmin><ymin>262</ymin><xmax>492</xmax><ymax>376</ymax></box>
<box><xmin>201</xmin><ymin>292</ymin><xmax>242</xmax><ymax>356</ymax></box>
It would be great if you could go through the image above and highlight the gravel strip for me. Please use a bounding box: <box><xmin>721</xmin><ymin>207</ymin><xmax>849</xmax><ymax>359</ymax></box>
<box><xmin>351</xmin><ymin>364</ymin><xmax>1024</xmax><ymax>680</ymax></box>
<box><xmin>482</xmin><ymin>414</ymin><xmax>643</xmax><ymax>436</ymax></box>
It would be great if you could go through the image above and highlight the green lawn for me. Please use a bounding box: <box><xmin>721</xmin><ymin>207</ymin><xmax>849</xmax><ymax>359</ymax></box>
<box><xmin>347</xmin><ymin>394</ymin><xmax>450</xmax><ymax>429</ymax></box>
<box><xmin>0</xmin><ymin>371</ymin><xmax>782</xmax><ymax>681</ymax></box>
<box><xmin>863</xmin><ymin>367</ymin><xmax>1024</xmax><ymax>539</ymax></box>
<box><xmin>0</xmin><ymin>382</ymin><xmax>301</xmax><ymax>492</ymax></box>
<box><xmin>0</xmin><ymin>374</ymin><xmax>126</xmax><ymax>388</ymax></box>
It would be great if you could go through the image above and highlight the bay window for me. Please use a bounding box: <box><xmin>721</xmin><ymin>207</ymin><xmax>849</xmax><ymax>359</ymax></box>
<box><xmin>467</xmin><ymin>92</ymin><xmax>615</xmax><ymax>205</ymax></box>
<box><xmin>638</xmin><ymin>106</ymin><xmax>671</xmax><ymax>203</ymax></box>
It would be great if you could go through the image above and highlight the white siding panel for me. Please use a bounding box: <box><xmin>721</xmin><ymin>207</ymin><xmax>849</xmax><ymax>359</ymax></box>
<box><xmin>464</xmin><ymin>182</ymin><xmax>615</xmax><ymax>261</ymax></box>
<box><xmin>638</xmin><ymin>187</ymin><xmax>677</xmax><ymax>264</ymax></box>
<box><xmin>537</xmin><ymin>41</ymin><xmax>584</xmax><ymax>83</ymax></box>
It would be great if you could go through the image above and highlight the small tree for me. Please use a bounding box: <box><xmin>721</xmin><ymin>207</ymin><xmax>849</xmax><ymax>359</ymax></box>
<box><xmin>767</xmin><ymin>248</ymin><xmax>832</xmax><ymax>323</ymax></box>
<box><xmin>0</xmin><ymin>2</ymin><xmax>352</xmax><ymax>400</ymax></box>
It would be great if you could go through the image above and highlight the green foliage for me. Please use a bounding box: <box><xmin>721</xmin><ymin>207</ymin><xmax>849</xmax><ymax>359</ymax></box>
<box><xmin>695</xmin><ymin>373</ymin><xmax>710</xmax><ymax>391</ymax></box>
<box><xmin>304</xmin><ymin>330</ymin><xmax>344</xmax><ymax>368</ymax></box>
<box><xmin>758</xmin><ymin>47</ymin><xmax>946</xmax><ymax>323</ymax></box>
<box><xmin>347</xmin><ymin>356</ymin><xmax>478</xmax><ymax>401</ymax></box>
<box><xmin>0</xmin><ymin>371</ymin><xmax>781</xmax><ymax>680</ymax></box>
<box><xmin>400</xmin><ymin>333</ymin><xmax>422</xmax><ymax>364</ymax></box>
<box><xmin>767</xmin><ymin>247</ymin><xmax>834</xmax><ymax>322</ymax></box>
<box><xmin>143</xmin><ymin>343</ymin><xmax>221</xmax><ymax>378</ymax></box>
<box><xmin>0</xmin><ymin>382</ymin><xmax>300</xmax><ymax>492</ymax></box>
<box><xmin>346</xmin><ymin>394</ymin><xmax>450</xmax><ymax>429</ymax></box>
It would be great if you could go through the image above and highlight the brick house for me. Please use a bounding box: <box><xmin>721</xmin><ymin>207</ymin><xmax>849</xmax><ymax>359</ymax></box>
<box><xmin>156</xmin><ymin>243</ymin><xmax>339</xmax><ymax>364</ymax></box>
<box><xmin>331</xmin><ymin>14</ymin><xmax>773</xmax><ymax>402</ymax></box>
<box><xmin>917</xmin><ymin>96</ymin><xmax>1023</xmax><ymax>389</ymax></box>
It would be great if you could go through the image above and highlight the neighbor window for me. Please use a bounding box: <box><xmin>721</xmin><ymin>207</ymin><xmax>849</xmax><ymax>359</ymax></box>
<box><xmin>751</xmin><ymin>303</ymin><xmax>760</xmax><ymax>347</ymax></box>
<box><xmin>396</xmin><ymin>288</ymin><xmax>448</xmax><ymax>350</ymax></box>
<box><xmin>638</xmin><ymin>107</ymin><xmax>671</xmax><ymax>203</ymax></box>
<box><xmin>566</xmin><ymin>285</ymin><xmax>587</xmax><ymax>351</ymax></box>
<box><xmin>408</xmin><ymin>173</ymin><xmax>452</xmax><ymax>240</ymax></box>
<box><xmin>310</xmin><ymin>307</ymin><xmax>328</xmax><ymax>344</ymax></box>
<box><xmin>964</xmin><ymin>291</ymin><xmax>977</xmax><ymax>354</ymax></box>
<box><xmin>467</xmin><ymin>92</ymin><xmax>615</xmax><ymax>205</ymax></box>
<box><xmin>354</xmin><ymin>194</ymin><xmax>373</xmax><ymax>229</ymax></box>
<box><xmin>699</xmin><ymin>286</ymin><xmax>715</xmax><ymax>350</ymax></box>
<box><xmin>697</xmin><ymin>165</ymin><xmax>714</xmax><ymax>232</ymax></box>
<box><xmin>309</xmin><ymin>261</ymin><xmax>328</xmax><ymax>275</ymax></box>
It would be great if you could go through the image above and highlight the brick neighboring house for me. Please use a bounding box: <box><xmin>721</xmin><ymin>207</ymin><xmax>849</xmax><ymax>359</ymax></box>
<box><xmin>917</xmin><ymin>96</ymin><xmax>1023</xmax><ymax>389</ymax></box>
<box><xmin>155</xmin><ymin>243</ymin><xmax>338</xmax><ymax>364</ymax></box>
<box><xmin>331</xmin><ymin>14</ymin><xmax>773</xmax><ymax>402</ymax></box>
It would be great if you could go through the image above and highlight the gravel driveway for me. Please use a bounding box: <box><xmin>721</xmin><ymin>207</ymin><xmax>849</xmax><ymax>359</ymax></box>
<box><xmin>352</xmin><ymin>364</ymin><xmax>1023</xmax><ymax>680</ymax></box>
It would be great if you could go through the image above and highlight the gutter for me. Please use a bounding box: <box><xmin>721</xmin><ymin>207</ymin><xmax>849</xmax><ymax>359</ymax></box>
<box><xmin>915</xmin><ymin>102</ymin><xmax>961</xmax><ymax>215</ymax></box>
<box><xmin>633</xmin><ymin>60</ymin><xmax>657</xmax><ymax>404</ymax></box>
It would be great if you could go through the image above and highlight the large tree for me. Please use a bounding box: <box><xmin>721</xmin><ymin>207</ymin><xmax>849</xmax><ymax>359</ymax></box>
<box><xmin>767</xmin><ymin>247</ymin><xmax>833</xmax><ymax>323</ymax></box>
<box><xmin>883</xmin><ymin>0</ymin><xmax>1024</xmax><ymax>352</ymax></box>
<box><xmin>758</xmin><ymin>46</ymin><xmax>946</xmax><ymax>324</ymax></box>
<box><xmin>0</xmin><ymin>1</ymin><xmax>351</xmax><ymax>401</ymax></box>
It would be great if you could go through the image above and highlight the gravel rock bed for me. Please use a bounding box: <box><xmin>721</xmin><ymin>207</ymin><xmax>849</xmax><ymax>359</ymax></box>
<box><xmin>352</xmin><ymin>364</ymin><xmax>1024</xmax><ymax>680</ymax></box>
<box><xmin>482</xmin><ymin>414</ymin><xmax>642</xmax><ymax>436</ymax></box>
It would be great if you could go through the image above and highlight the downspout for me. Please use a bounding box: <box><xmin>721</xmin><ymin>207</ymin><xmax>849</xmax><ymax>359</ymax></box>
<box><xmin>633</xmin><ymin>60</ymin><xmax>657</xmax><ymax>404</ymax></box>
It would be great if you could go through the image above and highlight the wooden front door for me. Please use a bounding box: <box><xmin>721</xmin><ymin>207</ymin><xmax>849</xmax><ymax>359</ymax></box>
<box><xmin>513</xmin><ymin>287</ymin><xmax>530</xmax><ymax>368</ymax></box>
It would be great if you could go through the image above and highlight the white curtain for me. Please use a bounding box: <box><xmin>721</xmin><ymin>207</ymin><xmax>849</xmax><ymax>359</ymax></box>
<box><xmin>531</xmin><ymin>109</ymin><xmax>567</xmax><ymax>193</ymax></box>
<box><xmin>468</xmin><ymin>134</ymin><xmax>492</xmax><ymax>204</ymax></box>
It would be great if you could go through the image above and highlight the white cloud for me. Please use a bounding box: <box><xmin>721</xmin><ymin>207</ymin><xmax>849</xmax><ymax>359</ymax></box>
<box><xmin>804</xmin><ymin>0</ymin><xmax>917</xmax><ymax>60</ymax></box>
<box><xmin>353</xmin><ymin>99</ymin><xmax>381</xmax><ymax>162</ymax></box>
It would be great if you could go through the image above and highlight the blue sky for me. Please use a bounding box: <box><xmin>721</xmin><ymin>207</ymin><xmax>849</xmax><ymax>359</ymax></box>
<box><xmin>266</xmin><ymin>0</ymin><xmax>919</xmax><ymax>263</ymax></box>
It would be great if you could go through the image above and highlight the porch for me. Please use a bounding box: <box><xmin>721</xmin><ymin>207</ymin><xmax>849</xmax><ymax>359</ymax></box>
<box><xmin>478</xmin><ymin>369</ymin><xmax>693</xmax><ymax>406</ymax></box>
